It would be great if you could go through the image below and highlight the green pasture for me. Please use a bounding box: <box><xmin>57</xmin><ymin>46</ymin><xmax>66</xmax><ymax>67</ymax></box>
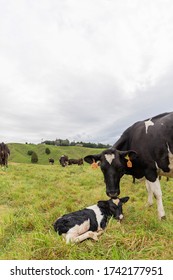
<box><xmin>0</xmin><ymin>144</ymin><xmax>173</xmax><ymax>260</ymax></box>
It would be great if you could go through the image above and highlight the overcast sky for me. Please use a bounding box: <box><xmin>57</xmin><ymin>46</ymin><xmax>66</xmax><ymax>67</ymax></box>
<box><xmin>1</xmin><ymin>0</ymin><xmax>173</xmax><ymax>145</ymax></box>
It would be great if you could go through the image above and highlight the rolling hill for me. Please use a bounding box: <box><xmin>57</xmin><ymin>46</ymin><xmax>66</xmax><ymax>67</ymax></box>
<box><xmin>7</xmin><ymin>143</ymin><xmax>104</xmax><ymax>165</ymax></box>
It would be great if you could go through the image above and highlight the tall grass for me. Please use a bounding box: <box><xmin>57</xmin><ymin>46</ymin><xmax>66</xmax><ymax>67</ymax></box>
<box><xmin>0</xmin><ymin>157</ymin><xmax>173</xmax><ymax>260</ymax></box>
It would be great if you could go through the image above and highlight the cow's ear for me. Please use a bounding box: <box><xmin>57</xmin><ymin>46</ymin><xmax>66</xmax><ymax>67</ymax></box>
<box><xmin>128</xmin><ymin>150</ymin><xmax>137</xmax><ymax>160</ymax></box>
<box><xmin>119</xmin><ymin>150</ymin><xmax>137</xmax><ymax>168</ymax></box>
<box><xmin>120</xmin><ymin>196</ymin><xmax>130</xmax><ymax>204</ymax></box>
<box><xmin>84</xmin><ymin>154</ymin><xmax>101</xmax><ymax>164</ymax></box>
<box><xmin>119</xmin><ymin>150</ymin><xmax>137</xmax><ymax>159</ymax></box>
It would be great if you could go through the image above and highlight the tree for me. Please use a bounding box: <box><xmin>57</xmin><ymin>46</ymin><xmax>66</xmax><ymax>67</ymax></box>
<box><xmin>31</xmin><ymin>152</ymin><xmax>38</xmax><ymax>163</ymax></box>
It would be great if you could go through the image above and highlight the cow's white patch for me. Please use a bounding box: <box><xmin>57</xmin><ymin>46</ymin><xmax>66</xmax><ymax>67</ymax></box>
<box><xmin>145</xmin><ymin>179</ymin><xmax>165</xmax><ymax>219</ymax></box>
<box><xmin>105</xmin><ymin>154</ymin><xmax>115</xmax><ymax>165</ymax></box>
<box><xmin>167</xmin><ymin>144</ymin><xmax>173</xmax><ymax>170</ymax></box>
<box><xmin>119</xmin><ymin>214</ymin><xmax>123</xmax><ymax>220</ymax></box>
<box><xmin>145</xmin><ymin>119</ymin><xmax>154</xmax><ymax>133</ymax></box>
<box><xmin>158</xmin><ymin>144</ymin><xmax>173</xmax><ymax>177</ymax></box>
<box><xmin>64</xmin><ymin>219</ymin><xmax>90</xmax><ymax>243</ymax></box>
<box><xmin>87</xmin><ymin>204</ymin><xmax>103</xmax><ymax>230</ymax></box>
<box><xmin>112</xmin><ymin>198</ymin><xmax>120</xmax><ymax>206</ymax></box>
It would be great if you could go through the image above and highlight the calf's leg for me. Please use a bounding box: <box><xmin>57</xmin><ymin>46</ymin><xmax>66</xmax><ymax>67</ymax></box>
<box><xmin>64</xmin><ymin>230</ymin><xmax>104</xmax><ymax>243</ymax></box>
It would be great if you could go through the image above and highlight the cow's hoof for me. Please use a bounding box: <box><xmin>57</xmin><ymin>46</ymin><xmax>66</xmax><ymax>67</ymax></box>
<box><xmin>145</xmin><ymin>202</ymin><xmax>153</xmax><ymax>207</ymax></box>
<box><xmin>161</xmin><ymin>215</ymin><xmax>166</xmax><ymax>220</ymax></box>
<box><xmin>89</xmin><ymin>232</ymin><xmax>98</xmax><ymax>241</ymax></box>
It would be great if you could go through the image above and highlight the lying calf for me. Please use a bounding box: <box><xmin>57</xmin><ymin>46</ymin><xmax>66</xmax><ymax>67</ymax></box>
<box><xmin>53</xmin><ymin>196</ymin><xmax>129</xmax><ymax>243</ymax></box>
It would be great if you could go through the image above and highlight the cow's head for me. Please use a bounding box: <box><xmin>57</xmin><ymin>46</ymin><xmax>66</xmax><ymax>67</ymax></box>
<box><xmin>97</xmin><ymin>196</ymin><xmax>130</xmax><ymax>220</ymax></box>
<box><xmin>84</xmin><ymin>148</ymin><xmax>137</xmax><ymax>198</ymax></box>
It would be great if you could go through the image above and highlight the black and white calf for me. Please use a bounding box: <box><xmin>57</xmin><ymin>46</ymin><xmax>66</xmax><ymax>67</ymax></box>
<box><xmin>53</xmin><ymin>197</ymin><xmax>129</xmax><ymax>243</ymax></box>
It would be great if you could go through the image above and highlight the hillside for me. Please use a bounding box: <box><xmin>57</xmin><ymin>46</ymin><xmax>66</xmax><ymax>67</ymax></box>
<box><xmin>7</xmin><ymin>143</ymin><xmax>104</xmax><ymax>165</ymax></box>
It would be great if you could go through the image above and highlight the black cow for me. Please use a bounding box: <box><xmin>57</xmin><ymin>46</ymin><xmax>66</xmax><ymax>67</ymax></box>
<box><xmin>68</xmin><ymin>158</ymin><xmax>84</xmax><ymax>165</ymax></box>
<box><xmin>53</xmin><ymin>196</ymin><xmax>129</xmax><ymax>243</ymax></box>
<box><xmin>84</xmin><ymin>112</ymin><xmax>173</xmax><ymax>219</ymax></box>
<box><xmin>0</xmin><ymin>142</ymin><xmax>10</xmax><ymax>167</ymax></box>
<box><xmin>59</xmin><ymin>155</ymin><xmax>68</xmax><ymax>167</ymax></box>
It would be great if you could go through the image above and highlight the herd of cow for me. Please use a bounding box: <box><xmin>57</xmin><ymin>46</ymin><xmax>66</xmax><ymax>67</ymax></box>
<box><xmin>59</xmin><ymin>155</ymin><xmax>83</xmax><ymax>166</ymax></box>
<box><xmin>2</xmin><ymin>112</ymin><xmax>173</xmax><ymax>243</ymax></box>
<box><xmin>48</xmin><ymin>155</ymin><xmax>84</xmax><ymax>166</ymax></box>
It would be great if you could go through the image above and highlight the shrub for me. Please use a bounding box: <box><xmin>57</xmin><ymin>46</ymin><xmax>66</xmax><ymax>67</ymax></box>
<box><xmin>31</xmin><ymin>152</ymin><xmax>38</xmax><ymax>163</ymax></box>
<box><xmin>27</xmin><ymin>150</ymin><xmax>33</xmax><ymax>156</ymax></box>
<box><xmin>45</xmin><ymin>148</ymin><xmax>51</xmax><ymax>155</ymax></box>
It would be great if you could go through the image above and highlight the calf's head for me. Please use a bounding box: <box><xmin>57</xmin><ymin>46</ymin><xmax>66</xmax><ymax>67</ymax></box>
<box><xmin>98</xmin><ymin>196</ymin><xmax>129</xmax><ymax>220</ymax></box>
<box><xmin>84</xmin><ymin>148</ymin><xmax>137</xmax><ymax>198</ymax></box>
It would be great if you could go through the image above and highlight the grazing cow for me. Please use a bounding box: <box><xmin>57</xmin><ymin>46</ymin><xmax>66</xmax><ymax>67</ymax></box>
<box><xmin>84</xmin><ymin>112</ymin><xmax>173</xmax><ymax>219</ymax></box>
<box><xmin>59</xmin><ymin>155</ymin><xmax>68</xmax><ymax>167</ymax></box>
<box><xmin>53</xmin><ymin>196</ymin><xmax>129</xmax><ymax>243</ymax></box>
<box><xmin>49</xmin><ymin>158</ymin><xmax>54</xmax><ymax>165</ymax></box>
<box><xmin>0</xmin><ymin>142</ymin><xmax>10</xmax><ymax>167</ymax></box>
<box><xmin>68</xmin><ymin>158</ymin><xmax>84</xmax><ymax>165</ymax></box>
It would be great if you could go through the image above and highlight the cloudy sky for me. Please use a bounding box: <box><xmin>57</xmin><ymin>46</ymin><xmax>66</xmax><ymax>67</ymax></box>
<box><xmin>1</xmin><ymin>0</ymin><xmax>173</xmax><ymax>145</ymax></box>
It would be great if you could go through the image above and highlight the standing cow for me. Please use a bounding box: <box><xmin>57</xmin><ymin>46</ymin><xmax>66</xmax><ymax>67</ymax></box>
<box><xmin>49</xmin><ymin>158</ymin><xmax>54</xmax><ymax>165</ymax></box>
<box><xmin>68</xmin><ymin>158</ymin><xmax>84</xmax><ymax>165</ymax></box>
<box><xmin>0</xmin><ymin>142</ymin><xmax>10</xmax><ymax>167</ymax></box>
<box><xmin>84</xmin><ymin>112</ymin><xmax>173</xmax><ymax>219</ymax></box>
<box><xmin>59</xmin><ymin>155</ymin><xmax>68</xmax><ymax>167</ymax></box>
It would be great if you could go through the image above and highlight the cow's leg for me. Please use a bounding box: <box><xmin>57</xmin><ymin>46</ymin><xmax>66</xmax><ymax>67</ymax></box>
<box><xmin>73</xmin><ymin>231</ymin><xmax>100</xmax><ymax>243</ymax></box>
<box><xmin>63</xmin><ymin>231</ymin><xmax>98</xmax><ymax>244</ymax></box>
<box><xmin>73</xmin><ymin>230</ymin><xmax>104</xmax><ymax>243</ymax></box>
<box><xmin>145</xmin><ymin>180</ymin><xmax>154</xmax><ymax>206</ymax></box>
<box><xmin>146</xmin><ymin>179</ymin><xmax>165</xmax><ymax>219</ymax></box>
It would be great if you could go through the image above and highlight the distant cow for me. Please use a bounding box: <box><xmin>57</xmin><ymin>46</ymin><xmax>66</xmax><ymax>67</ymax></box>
<box><xmin>59</xmin><ymin>155</ymin><xmax>68</xmax><ymax>167</ymax></box>
<box><xmin>84</xmin><ymin>112</ymin><xmax>173</xmax><ymax>219</ymax></box>
<box><xmin>0</xmin><ymin>142</ymin><xmax>10</xmax><ymax>167</ymax></box>
<box><xmin>68</xmin><ymin>158</ymin><xmax>84</xmax><ymax>165</ymax></box>
<box><xmin>53</xmin><ymin>196</ymin><xmax>129</xmax><ymax>243</ymax></box>
<box><xmin>49</xmin><ymin>158</ymin><xmax>54</xmax><ymax>165</ymax></box>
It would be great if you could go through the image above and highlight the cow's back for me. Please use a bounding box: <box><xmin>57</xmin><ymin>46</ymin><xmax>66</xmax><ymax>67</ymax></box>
<box><xmin>114</xmin><ymin>112</ymin><xmax>173</xmax><ymax>176</ymax></box>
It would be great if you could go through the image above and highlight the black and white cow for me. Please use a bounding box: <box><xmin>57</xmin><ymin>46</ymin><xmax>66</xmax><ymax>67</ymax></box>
<box><xmin>59</xmin><ymin>155</ymin><xmax>68</xmax><ymax>167</ymax></box>
<box><xmin>84</xmin><ymin>112</ymin><xmax>173</xmax><ymax>219</ymax></box>
<box><xmin>68</xmin><ymin>158</ymin><xmax>84</xmax><ymax>165</ymax></box>
<box><xmin>49</xmin><ymin>158</ymin><xmax>54</xmax><ymax>165</ymax></box>
<box><xmin>53</xmin><ymin>196</ymin><xmax>129</xmax><ymax>243</ymax></box>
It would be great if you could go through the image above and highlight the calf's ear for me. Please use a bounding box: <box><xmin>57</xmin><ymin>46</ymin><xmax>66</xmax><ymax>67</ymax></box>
<box><xmin>84</xmin><ymin>154</ymin><xmax>101</xmax><ymax>164</ymax></box>
<box><xmin>120</xmin><ymin>196</ymin><xmax>130</xmax><ymax>204</ymax></box>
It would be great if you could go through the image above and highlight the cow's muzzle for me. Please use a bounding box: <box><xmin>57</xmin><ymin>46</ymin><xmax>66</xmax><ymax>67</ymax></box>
<box><xmin>107</xmin><ymin>190</ymin><xmax>120</xmax><ymax>198</ymax></box>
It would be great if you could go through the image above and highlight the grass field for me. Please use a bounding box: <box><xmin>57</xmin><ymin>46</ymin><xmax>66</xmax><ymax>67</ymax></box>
<box><xmin>0</xmin><ymin>144</ymin><xmax>173</xmax><ymax>260</ymax></box>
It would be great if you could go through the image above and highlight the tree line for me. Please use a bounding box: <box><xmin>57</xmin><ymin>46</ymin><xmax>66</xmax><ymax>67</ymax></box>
<box><xmin>41</xmin><ymin>139</ymin><xmax>111</xmax><ymax>149</ymax></box>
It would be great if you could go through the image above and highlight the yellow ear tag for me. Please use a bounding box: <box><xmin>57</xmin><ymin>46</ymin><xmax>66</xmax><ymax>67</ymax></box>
<box><xmin>127</xmin><ymin>159</ymin><xmax>132</xmax><ymax>168</ymax></box>
<box><xmin>125</xmin><ymin>155</ymin><xmax>132</xmax><ymax>168</ymax></box>
<box><xmin>91</xmin><ymin>161</ymin><xmax>99</xmax><ymax>169</ymax></box>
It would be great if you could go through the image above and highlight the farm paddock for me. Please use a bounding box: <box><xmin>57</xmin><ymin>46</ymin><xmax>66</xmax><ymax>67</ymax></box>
<box><xmin>0</xmin><ymin>163</ymin><xmax>173</xmax><ymax>260</ymax></box>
